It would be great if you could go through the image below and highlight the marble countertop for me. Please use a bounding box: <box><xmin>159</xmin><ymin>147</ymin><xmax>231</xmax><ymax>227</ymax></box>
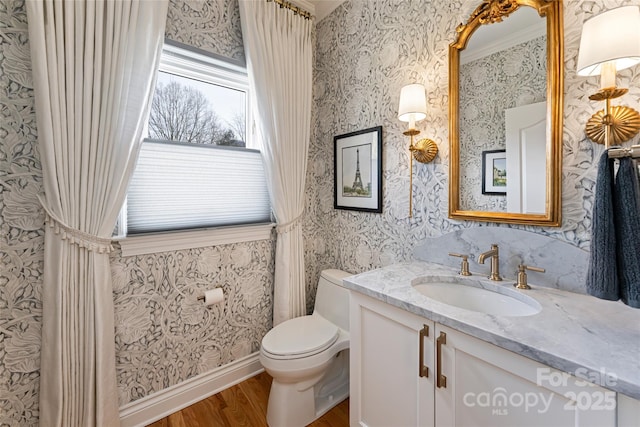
<box><xmin>343</xmin><ymin>261</ymin><xmax>640</xmax><ymax>399</ymax></box>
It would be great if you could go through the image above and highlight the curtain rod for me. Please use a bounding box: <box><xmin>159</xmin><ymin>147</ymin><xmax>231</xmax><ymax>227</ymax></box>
<box><xmin>268</xmin><ymin>0</ymin><xmax>313</xmax><ymax>19</ymax></box>
<box><xmin>608</xmin><ymin>145</ymin><xmax>640</xmax><ymax>159</ymax></box>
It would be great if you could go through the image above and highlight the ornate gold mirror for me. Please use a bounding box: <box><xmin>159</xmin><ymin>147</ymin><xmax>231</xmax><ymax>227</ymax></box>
<box><xmin>449</xmin><ymin>0</ymin><xmax>563</xmax><ymax>226</ymax></box>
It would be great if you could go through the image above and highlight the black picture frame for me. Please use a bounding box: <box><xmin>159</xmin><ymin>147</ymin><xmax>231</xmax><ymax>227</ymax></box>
<box><xmin>482</xmin><ymin>149</ymin><xmax>507</xmax><ymax>195</ymax></box>
<box><xmin>334</xmin><ymin>126</ymin><xmax>383</xmax><ymax>213</ymax></box>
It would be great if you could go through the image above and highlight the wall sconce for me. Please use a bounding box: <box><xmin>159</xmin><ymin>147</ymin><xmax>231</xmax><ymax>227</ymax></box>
<box><xmin>398</xmin><ymin>83</ymin><xmax>438</xmax><ymax>217</ymax></box>
<box><xmin>577</xmin><ymin>5</ymin><xmax>640</xmax><ymax>148</ymax></box>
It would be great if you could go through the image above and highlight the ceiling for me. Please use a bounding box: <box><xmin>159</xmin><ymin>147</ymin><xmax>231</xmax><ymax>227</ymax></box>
<box><xmin>310</xmin><ymin>0</ymin><xmax>346</xmax><ymax>21</ymax></box>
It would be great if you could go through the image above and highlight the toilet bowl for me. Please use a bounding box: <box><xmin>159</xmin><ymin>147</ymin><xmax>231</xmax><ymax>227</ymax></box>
<box><xmin>260</xmin><ymin>269</ymin><xmax>352</xmax><ymax>427</ymax></box>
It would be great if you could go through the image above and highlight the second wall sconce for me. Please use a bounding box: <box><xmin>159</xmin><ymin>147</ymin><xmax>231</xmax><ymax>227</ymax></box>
<box><xmin>577</xmin><ymin>5</ymin><xmax>640</xmax><ymax>148</ymax></box>
<box><xmin>398</xmin><ymin>83</ymin><xmax>438</xmax><ymax>217</ymax></box>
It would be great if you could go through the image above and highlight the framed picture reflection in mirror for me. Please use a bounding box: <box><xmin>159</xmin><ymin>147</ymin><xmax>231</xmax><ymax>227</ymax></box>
<box><xmin>482</xmin><ymin>149</ymin><xmax>507</xmax><ymax>195</ymax></box>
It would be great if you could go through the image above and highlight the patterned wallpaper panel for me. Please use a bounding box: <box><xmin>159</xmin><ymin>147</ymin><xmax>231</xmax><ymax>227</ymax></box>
<box><xmin>0</xmin><ymin>1</ymin><xmax>44</xmax><ymax>425</ymax></box>
<box><xmin>165</xmin><ymin>0</ymin><xmax>245</xmax><ymax>63</ymax></box>
<box><xmin>110</xmin><ymin>240</ymin><xmax>274</xmax><ymax>405</ymax></box>
<box><xmin>459</xmin><ymin>35</ymin><xmax>546</xmax><ymax>212</ymax></box>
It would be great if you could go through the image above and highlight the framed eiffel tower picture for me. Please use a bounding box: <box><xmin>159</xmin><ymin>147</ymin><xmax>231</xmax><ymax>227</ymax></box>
<box><xmin>334</xmin><ymin>126</ymin><xmax>383</xmax><ymax>213</ymax></box>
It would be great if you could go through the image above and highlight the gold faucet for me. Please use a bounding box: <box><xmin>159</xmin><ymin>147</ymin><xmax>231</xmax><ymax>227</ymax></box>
<box><xmin>477</xmin><ymin>244</ymin><xmax>502</xmax><ymax>281</ymax></box>
<box><xmin>515</xmin><ymin>264</ymin><xmax>546</xmax><ymax>289</ymax></box>
<box><xmin>448</xmin><ymin>253</ymin><xmax>471</xmax><ymax>276</ymax></box>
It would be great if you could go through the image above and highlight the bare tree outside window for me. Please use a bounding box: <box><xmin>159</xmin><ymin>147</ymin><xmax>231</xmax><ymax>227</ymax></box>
<box><xmin>148</xmin><ymin>79</ymin><xmax>245</xmax><ymax>147</ymax></box>
<box><xmin>226</xmin><ymin>112</ymin><xmax>247</xmax><ymax>143</ymax></box>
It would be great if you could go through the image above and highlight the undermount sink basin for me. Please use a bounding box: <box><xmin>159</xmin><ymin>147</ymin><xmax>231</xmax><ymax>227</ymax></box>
<box><xmin>412</xmin><ymin>276</ymin><xmax>541</xmax><ymax>317</ymax></box>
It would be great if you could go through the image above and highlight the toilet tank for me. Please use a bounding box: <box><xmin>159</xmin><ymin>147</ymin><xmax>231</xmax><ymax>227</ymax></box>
<box><xmin>314</xmin><ymin>269</ymin><xmax>352</xmax><ymax>332</ymax></box>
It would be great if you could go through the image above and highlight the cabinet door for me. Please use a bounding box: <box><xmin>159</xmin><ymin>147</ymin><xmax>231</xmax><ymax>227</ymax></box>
<box><xmin>435</xmin><ymin>324</ymin><xmax>616</xmax><ymax>427</ymax></box>
<box><xmin>618</xmin><ymin>393</ymin><xmax>640</xmax><ymax>427</ymax></box>
<box><xmin>350</xmin><ymin>292</ymin><xmax>435</xmax><ymax>427</ymax></box>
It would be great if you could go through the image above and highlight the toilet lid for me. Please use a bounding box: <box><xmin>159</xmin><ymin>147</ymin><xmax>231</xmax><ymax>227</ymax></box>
<box><xmin>262</xmin><ymin>315</ymin><xmax>339</xmax><ymax>358</ymax></box>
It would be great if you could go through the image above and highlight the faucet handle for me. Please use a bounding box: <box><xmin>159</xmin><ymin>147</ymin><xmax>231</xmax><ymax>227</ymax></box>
<box><xmin>522</xmin><ymin>264</ymin><xmax>545</xmax><ymax>273</ymax></box>
<box><xmin>448</xmin><ymin>253</ymin><xmax>471</xmax><ymax>276</ymax></box>
<box><xmin>515</xmin><ymin>264</ymin><xmax>545</xmax><ymax>289</ymax></box>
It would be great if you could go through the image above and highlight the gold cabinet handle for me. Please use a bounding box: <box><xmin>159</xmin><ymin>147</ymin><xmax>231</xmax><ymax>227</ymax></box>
<box><xmin>419</xmin><ymin>325</ymin><xmax>429</xmax><ymax>378</ymax></box>
<box><xmin>436</xmin><ymin>331</ymin><xmax>447</xmax><ymax>388</ymax></box>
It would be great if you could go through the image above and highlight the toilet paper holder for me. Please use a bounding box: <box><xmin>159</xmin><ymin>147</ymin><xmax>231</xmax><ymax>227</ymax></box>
<box><xmin>197</xmin><ymin>287</ymin><xmax>225</xmax><ymax>306</ymax></box>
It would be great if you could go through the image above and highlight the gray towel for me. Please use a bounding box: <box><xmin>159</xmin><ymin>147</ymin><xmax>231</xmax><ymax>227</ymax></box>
<box><xmin>614</xmin><ymin>158</ymin><xmax>640</xmax><ymax>308</ymax></box>
<box><xmin>586</xmin><ymin>151</ymin><xmax>619</xmax><ymax>300</ymax></box>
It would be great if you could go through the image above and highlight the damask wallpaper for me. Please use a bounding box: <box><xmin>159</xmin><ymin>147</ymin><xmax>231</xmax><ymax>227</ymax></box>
<box><xmin>459</xmin><ymin>35</ymin><xmax>546</xmax><ymax>212</ymax></box>
<box><xmin>0</xmin><ymin>1</ymin><xmax>44</xmax><ymax>425</ymax></box>
<box><xmin>3</xmin><ymin>0</ymin><xmax>640</xmax><ymax>425</ymax></box>
<box><xmin>165</xmin><ymin>0</ymin><xmax>245</xmax><ymax>63</ymax></box>
<box><xmin>110</xmin><ymin>241</ymin><xmax>274</xmax><ymax>405</ymax></box>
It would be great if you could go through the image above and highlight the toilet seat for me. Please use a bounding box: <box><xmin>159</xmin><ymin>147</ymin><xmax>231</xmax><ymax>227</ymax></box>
<box><xmin>262</xmin><ymin>315</ymin><xmax>339</xmax><ymax>360</ymax></box>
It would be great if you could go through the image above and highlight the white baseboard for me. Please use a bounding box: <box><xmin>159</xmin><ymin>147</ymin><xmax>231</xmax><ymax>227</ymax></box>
<box><xmin>119</xmin><ymin>352</ymin><xmax>264</xmax><ymax>427</ymax></box>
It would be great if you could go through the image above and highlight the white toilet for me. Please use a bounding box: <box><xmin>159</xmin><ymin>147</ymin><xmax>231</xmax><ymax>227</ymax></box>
<box><xmin>260</xmin><ymin>269</ymin><xmax>352</xmax><ymax>427</ymax></box>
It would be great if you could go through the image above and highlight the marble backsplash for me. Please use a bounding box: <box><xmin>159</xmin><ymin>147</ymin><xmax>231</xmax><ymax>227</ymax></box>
<box><xmin>413</xmin><ymin>226</ymin><xmax>589</xmax><ymax>294</ymax></box>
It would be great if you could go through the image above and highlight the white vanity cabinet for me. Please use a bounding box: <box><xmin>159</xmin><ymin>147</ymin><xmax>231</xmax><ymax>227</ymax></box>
<box><xmin>350</xmin><ymin>291</ymin><xmax>621</xmax><ymax>427</ymax></box>
<box><xmin>350</xmin><ymin>291</ymin><xmax>436</xmax><ymax>426</ymax></box>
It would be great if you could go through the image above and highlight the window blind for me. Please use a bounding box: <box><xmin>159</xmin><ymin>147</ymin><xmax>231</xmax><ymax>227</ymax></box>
<box><xmin>127</xmin><ymin>140</ymin><xmax>271</xmax><ymax>234</ymax></box>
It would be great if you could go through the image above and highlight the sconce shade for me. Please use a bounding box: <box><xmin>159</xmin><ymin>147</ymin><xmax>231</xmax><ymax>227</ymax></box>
<box><xmin>398</xmin><ymin>84</ymin><xmax>427</xmax><ymax>123</ymax></box>
<box><xmin>577</xmin><ymin>6</ymin><xmax>640</xmax><ymax>76</ymax></box>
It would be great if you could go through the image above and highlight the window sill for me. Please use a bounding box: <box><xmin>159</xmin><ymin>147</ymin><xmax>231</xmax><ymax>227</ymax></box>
<box><xmin>116</xmin><ymin>223</ymin><xmax>275</xmax><ymax>257</ymax></box>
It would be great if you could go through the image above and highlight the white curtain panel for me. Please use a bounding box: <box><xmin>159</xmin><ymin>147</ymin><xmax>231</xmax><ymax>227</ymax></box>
<box><xmin>239</xmin><ymin>0</ymin><xmax>313</xmax><ymax>325</ymax></box>
<box><xmin>25</xmin><ymin>1</ymin><xmax>168</xmax><ymax>425</ymax></box>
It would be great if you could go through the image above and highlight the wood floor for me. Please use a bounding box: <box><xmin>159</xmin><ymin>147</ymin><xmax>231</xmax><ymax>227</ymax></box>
<box><xmin>146</xmin><ymin>371</ymin><xmax>349</xmax><ymax>427</ymax></box>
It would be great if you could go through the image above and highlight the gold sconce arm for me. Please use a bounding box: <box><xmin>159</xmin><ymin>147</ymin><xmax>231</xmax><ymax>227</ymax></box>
<box><xmin>585</xmin><ymin>88</ymin><xmax>640</xmax><ymax>148</ymax></box>
<box><xmin>411</xmin><ymin>138</ymin><xmax>439</xmax><ymax>163</ymax></box>
<box><xmin>405</xmin><ymin>128</ymin><xmax>419</xmax><ymax>218</ymax></box>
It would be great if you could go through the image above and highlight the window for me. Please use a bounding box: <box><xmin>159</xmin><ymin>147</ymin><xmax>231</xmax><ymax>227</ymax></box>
<box><xmin>149</xmin><ymin>60</ymin><xmax>247</xmax><ymax>148</ymax></box>
<box><xmin>117</xmin><ymin>41</ymin><xmax>272</xmax><ymax>248</ymax></box>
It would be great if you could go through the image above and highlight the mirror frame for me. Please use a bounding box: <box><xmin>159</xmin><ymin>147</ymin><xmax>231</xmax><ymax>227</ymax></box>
<box><xmin>448</xmin><ymin>0</ymin><xmax>563</xmax><ymax>226</ymax></box>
